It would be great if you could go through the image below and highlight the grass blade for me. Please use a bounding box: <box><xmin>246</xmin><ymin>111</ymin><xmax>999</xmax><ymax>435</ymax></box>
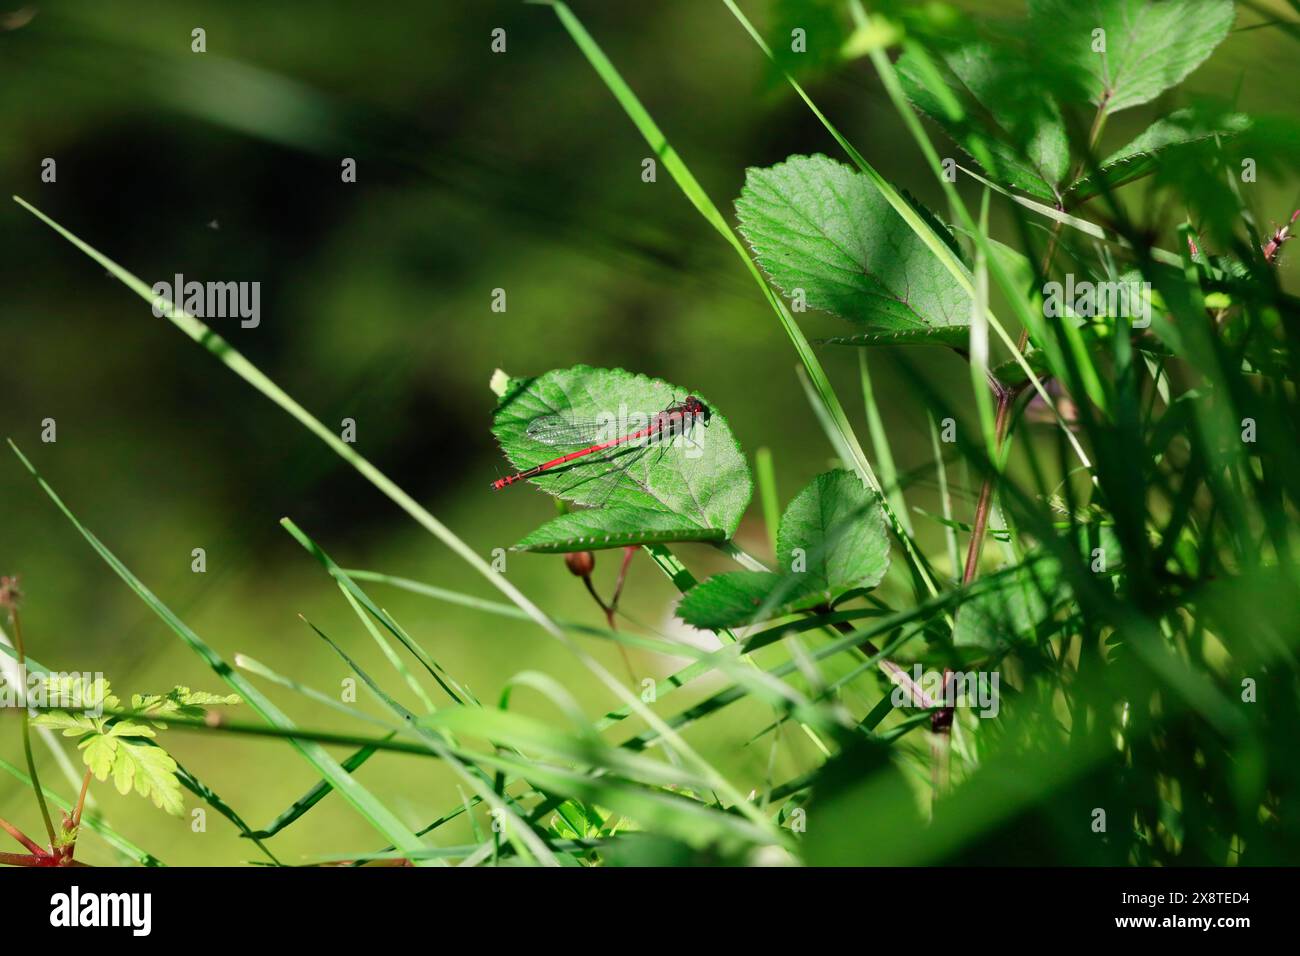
<box><xmin>7</xmin><ymin>440</ymin><xmax>430</xmax><ymax>858</ymax></box>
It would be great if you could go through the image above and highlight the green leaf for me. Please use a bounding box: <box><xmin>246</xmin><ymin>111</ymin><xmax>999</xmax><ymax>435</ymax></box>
<box><xmin>131</xmin><ymin>686</ymin><xmax>242</xmax><ymax>724</ymax></box>
<box><xmin>80</xmin><ymin>733</ymin><xmax>120</xmax><ymax>780</ymax></box>
<box><xmin>30</xmin><ymin>711</ymin><xmax>100</xmax><ymax>736</ymax></box>
<box><xmin>777</xmin><ymin>470</ymin><xmax>890</xmax><ymax>594</ymax></box>
<box><xmin>1068</xmin><ymin>108</ymin><xmax>1251</xmax><ymax>201</ymax></box>
<box><xmin>110</xmin><ymin>739</ymin><xmax>185</xmax><ymax>817</ymax></box>
<box><xmin>36</xmin><ymin>673</ymin><xmax>117</xmax><ymax>712</ymax></box>
<box><xmin>678</xmin><ymin>470</ymin><xmax>890</xmax><ymax>629</ymax></box>
<box><xmin>953</xmin><ymin>555</ymin><xmax>1065</xmax><ymax>649</ymax></box>
<box><xmin>1029</xmin><ymin>0</ymin><xmax>1235</xmax><ymax>115</ymax></box>
<box><xmin>735</xmin><ymin>154</ymin><xmax>973</xmax><ymax>345</ymax></box>
<box><xmin>675</xmin><ymin>571</ymin><xmax>798</xmax><ymax>630</ymax></box>
<box><xmin>897</xmin><ymin>42</ymin><xmax>1070</xmax><ymax>202</ymax></box>
<box><xmin>492</xmin><ymin>365</ymin><xmax>753</xmax><ymax>552</ymax></box>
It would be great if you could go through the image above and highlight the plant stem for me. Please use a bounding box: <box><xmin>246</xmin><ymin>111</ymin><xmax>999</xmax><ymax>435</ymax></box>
<box><xmin>0</xmin><ymin>814</ymin><xmax>43</xmax><ymax>855</ymax></box>
<box><xmin>62</xmin><ymin>768</ymin><xmax>93</xmax><ymax>863</ymax></box>
<box><xmin>71</xmin><ymin>767</ymin><xmax>92</xmax><ymax>828</ymax></box>
<box><xmin>8</xmin><ymin>607</ymin><xmax>56</xmax><ymax>847</ymax></box>
<box><xmin>961</xmin><ymin>388</ymin><xmax>1018</xmax><ymax>586</ymax></box>
<box><xmin>932</xmin><ymin>383</ymin><xmax>1021</xmax><ymax>800</ymax></box>
<box><xmin>581</xmin><ymin>560</ymin><xmax>637</xmax><ymax>685</ymax></box>
<box><xmin>0</xmin><ymin>851</ymin><xmax>42</xmax><ymax>867</ymax></box>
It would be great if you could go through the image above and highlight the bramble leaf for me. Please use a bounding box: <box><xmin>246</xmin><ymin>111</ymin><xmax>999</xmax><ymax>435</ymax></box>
<box><xmin>952</xmin><ymin>556</ymin><xmax>1065</xmax><ymax>649</ymax></box>
<box><xmin>675</xmin><ymin>571</ymin><xmax>795</xmax><ymax>630</ymax></box>
<box><xmin>898</xmin><ymin>42</ymin><xmax>1071</xmax><ymax>203</ymax></box>
<box><xmin>1029</xmin><ymin>0</ymin><xmax>1235</xmax><ymax>116</ymax></box>
<box><xmin>492</xmin><ymin>365</ymin><xmax>753</xmax><ymax>552</ymax></box>
<box><xmin>1068</xmin><ymin>108</ymin><xmax>1251</xmax><ymax>200</ymax></box>
<box><xmin>678</xmin><ymin>470</ymin><xmax>890</xmax><ymax>629</ymax></box>
<box><xmin>735</xmin><ymin>154</ymin><xmax>973</xmax><ymax>345</ymax></box>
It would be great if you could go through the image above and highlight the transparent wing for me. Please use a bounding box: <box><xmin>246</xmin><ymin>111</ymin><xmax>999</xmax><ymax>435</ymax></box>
<box><xmin>525</xmin><ymin>415</ymin><xmax>616</xmax><ymax>447</ymax></box>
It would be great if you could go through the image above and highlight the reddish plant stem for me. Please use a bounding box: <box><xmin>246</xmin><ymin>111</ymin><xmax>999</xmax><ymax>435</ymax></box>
<box><xmin>580</xmin><ymin>549</ymin><xmax>638</xmax><ymax>684</ymax></box>
<box><xmin>0</xmin><ymin>851</ymin><xmax>43</xmax><ymax>867</ymax></box>
<box><xmin>0</xmin><ymin>814</ymin><xmax>44</xmax><ymax>855</ymax></box>
<box><xmin>71</xmin><ymin>767</ymin><xmax>92</xmax><ymax>829</ymax></box>
<box><xmin>932</xmin><ymin>382</ymin><xmax>1021</xmax><ymax>797</ymax></box>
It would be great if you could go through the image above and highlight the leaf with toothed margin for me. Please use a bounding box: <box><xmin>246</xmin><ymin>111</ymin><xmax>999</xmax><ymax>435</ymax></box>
<box><xmin>735</xmin><ymin>155</ymin><xmax>973</xmax><ymax>346</ymax></box>
<box><xmin>491</xmin><ymin>365</ymin><xmax>752</xmax><ymax>553</ymax></box>
<box><xmin>678</xmin><ymin>470</ymin><xmax>890</xmax><ymax>629</ymax></box>
<box><xmin>1028</xmin><ymin>0</ymin><xmax>1234</xmax><ymax>115</ymax></box>
<box><xmin>1068</xmin><ymin>108</ymin><xmax>1251</xmax><ymax>201</ymax></box>
<box><xmin>897</xmin><ymin>41</ymin><xmax>1071</xmax><ymax>203</ymax></box>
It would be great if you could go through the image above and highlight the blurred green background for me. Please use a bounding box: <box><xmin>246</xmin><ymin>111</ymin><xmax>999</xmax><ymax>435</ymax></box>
<box><xmin>2</xmin><ymin>0</ymin><xmax>1296</xmax><ymax>864</ymax></box>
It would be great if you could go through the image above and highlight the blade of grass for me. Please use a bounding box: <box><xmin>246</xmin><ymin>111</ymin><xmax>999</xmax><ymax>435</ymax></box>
<box><xmin>7</xmin><ymin>440</ymin><xmax>430</xmax><ymax>859</ymax></box>
<box><xmin>858</xmin><ymin>351</ymin><xmax>913</xmax><ymax>536</ymax></box>
<box><xmin>928</xmin><ymin>413</ymin><xmax>961</xmax><ymax>581</ymax></box>
<box><xmin>11</xmin><ymin>195</ymin><xmax>564</xmax><ymax>642</ymax></box>
<box><xmin>754</xmin><ymin>447</ymin><xmax>781</xmax><ymax>556</ymax></box>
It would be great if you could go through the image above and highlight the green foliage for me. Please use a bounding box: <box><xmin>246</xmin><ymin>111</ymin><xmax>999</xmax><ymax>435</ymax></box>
<box><xmin>491</xmin><ymin>365</ymin><xmax>753</xmax><ymax>551</ymax></box>
<box><xmin>1069</xmin><ymin>107</ymin><xmax>1251</xmax><ymax>201</ymax></box>
<box><xmin>678</xmin><ymin>470</ymin><xmax>889</xmax><ymax>628</ymax></box>
<box><xmin>1029</xmin><ymin>0</ymin><xmax>1235</xmax><ymax>114</ymax></box>
<box><xmin>31</xmin><ymin>677</ymin><xmax>241</xmax><ymax>817</ymax></box>
<box><xmin>735</xmin><ymin>155</ymin><xmax>972</xmax><ymax>344</ymax></box>
<box><xmin>9</xmin><ymin>0</ymin><xmax>1300</xmax><ymax>871</ymax></box>
<box><xmin>898</xmin><ymin>41</ymin><xmax>1071</xmax><ymax>202</ymax></box>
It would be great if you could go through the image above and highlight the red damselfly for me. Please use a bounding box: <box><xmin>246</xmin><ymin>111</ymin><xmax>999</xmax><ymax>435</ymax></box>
<box><xmin>490</xmin><ymin>396</ymin><xmax>710</xmax><ymax>493</ymax></box>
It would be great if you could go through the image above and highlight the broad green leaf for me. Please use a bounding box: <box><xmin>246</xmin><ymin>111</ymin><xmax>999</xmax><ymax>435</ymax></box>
<box><xmin>777</xmin><ymin>470</ymin><xmax>890</xmax><ymax>595</ymax></box>
<box><xmin>953</xmin><ymin>555</ymin><xmax>1065</xmax><ymax>649</ymax></box>
<box><xmin>898</xmin><ymin>42</ymin><xmax>1071</xmax><ymax>202</ymax></box>
<box><xmin>1029</xmin><ymin>0</ymin><xmax>1235</xmax><ymax>115</ymax></box>
<box><xmin>1068</xmin><ymin>108</ymin><xmax>1251</xmax><ymax>201</ymax></box>
<box><xmin>678</xmin><ymin>470</ymin><xmax>890</xmax><ymax>629</ymax></box>
<box><xmin>735</xmin><ymin>154</ymin><xmax>973</xmax><ymax>345</ymax></box>
<box><xmin>675</xmin><ymin>571</ymin><xmax>795</xmax><ymax>630</ymax></box>
<box><xmin>492</xmin><ymin>365</ymin><xmax>753</xmax><ymax>552</ymax></box>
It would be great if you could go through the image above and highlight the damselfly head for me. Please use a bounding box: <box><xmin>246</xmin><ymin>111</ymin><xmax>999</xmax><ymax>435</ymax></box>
<box><xmin>682</xmin><ymin>395</ymin><xmax>710</xmax><ymax>425</ymax></box>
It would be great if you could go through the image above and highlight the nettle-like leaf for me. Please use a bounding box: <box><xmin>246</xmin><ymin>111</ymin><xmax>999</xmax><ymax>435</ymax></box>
<box><xmin>678</xmin><ymin>470</ymin><xmax>889</xmax><ymax>629</ymax></box>
<box><xmin>491</xmin><ymin>365</ymin><xmax>752</xmax><ymax>552</ymax></box>
<box><xmin>1029</xmin><ymin>0</ymin><xmax>1235</xmax><ymax>116</ymax></box>
<box><xmin>735</xmin><ymin>154</ymin><xmax>973</xmax><ymax>346</ymax></box>
<box><xmin>1068</xmin><ymin>108</ymin><xmax>1251</xmax><ymax>201</ymax></box>
<box><xmin>32</xmin><ymin>682</ymin><xmax>240</xmax><ymax>817</ymax></box>
<box><xmin>953</xmin><ymin>556</ymin><xmax>1066</xmax><ymax>649</ymax></box>
<box><xmin>898</xmin><ymin>42</ymin><xmax>1071</xmax><ymax>203</ymax></box>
